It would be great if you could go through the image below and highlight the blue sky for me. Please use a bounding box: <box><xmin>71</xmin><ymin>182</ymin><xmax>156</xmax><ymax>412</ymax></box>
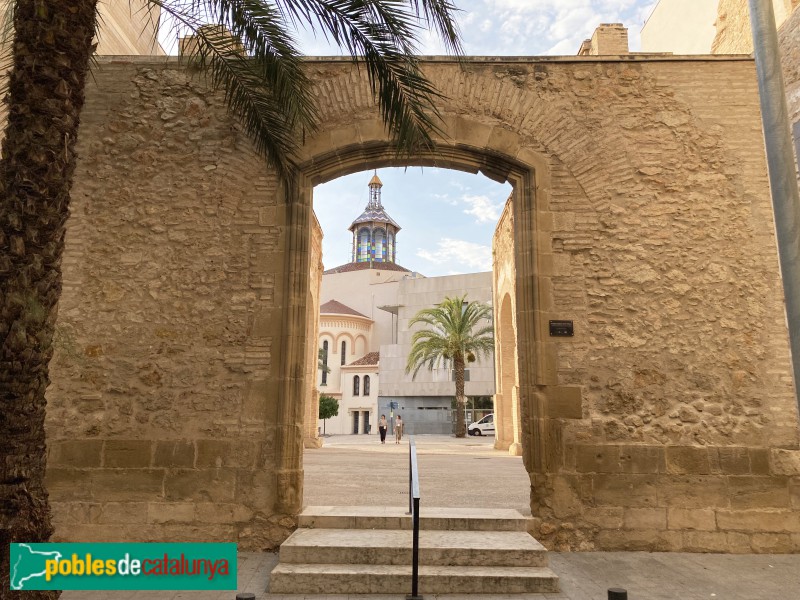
<box><xmin>313</xmin><ymin>1</ymin><xmax>658</xmax><ymax>276</ymax></box>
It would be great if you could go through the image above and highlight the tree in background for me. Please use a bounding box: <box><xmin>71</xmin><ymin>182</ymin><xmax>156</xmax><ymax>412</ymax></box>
<box><xmin>318</xmin><ymin>394</ymin><xmax>339</xmax><ymax>435</ymax></box>
<box><xmin>406</xmin><ymin>295</ymin><xmax>493</xmax><ymax>438</ymax></box>
<box><xmin>0</xmin><ymin>1</ymin><xmax>461</xmax><ymax>594</ymax></box>
<box><xmin>318</xmin><ymin>348</ymin><xmax>330</xmax><ymax>374</ymax></box>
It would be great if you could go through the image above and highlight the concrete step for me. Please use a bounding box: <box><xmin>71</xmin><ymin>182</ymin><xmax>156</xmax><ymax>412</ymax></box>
<box><xmin>280</xmin><ymin>528</ymin><xmax>548</xmax><ymax>567</ymax></box>
<box><xmin>299</xmin><ymin>505</ymin><xmax>529</xmax><ymax>532</ymax></box>
<box><xmin>269</xmin><ymin>563</ymin><xmax>560</xmax><ymax>594</ymax></box>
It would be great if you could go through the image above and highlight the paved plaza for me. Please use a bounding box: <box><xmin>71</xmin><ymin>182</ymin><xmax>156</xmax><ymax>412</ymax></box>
<box><xmin>62</xmin><ymin>435</ymin><xmax>800</xmax><ymax>599</ymax></box>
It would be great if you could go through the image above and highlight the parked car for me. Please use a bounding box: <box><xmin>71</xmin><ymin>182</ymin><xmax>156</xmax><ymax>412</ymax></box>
<box><xmin>468</xmin><ymin>413</ymin><xmax>495</xmax><ymax>436</ymax></box>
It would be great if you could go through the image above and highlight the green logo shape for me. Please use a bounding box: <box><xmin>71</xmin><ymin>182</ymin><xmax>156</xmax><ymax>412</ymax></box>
<box><xmin>9</xmin><ymin>543</ymin><xmax>237</xmax><ymax>590</ymax></box>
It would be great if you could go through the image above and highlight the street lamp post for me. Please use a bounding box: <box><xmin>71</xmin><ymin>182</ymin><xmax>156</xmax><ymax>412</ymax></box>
<box><xmin>748</xmin><ymin>0</ymin><xmax>800</xmax><ymax>410</ymax></box>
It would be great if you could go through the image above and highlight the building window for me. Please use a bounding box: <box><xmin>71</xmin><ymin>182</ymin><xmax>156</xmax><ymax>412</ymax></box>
<box><xmin>353</xmin><ymin>375</ymin><xmax>360</xmax><ymax>396</ymax></box>
<box><xmin>364</xmin><ymin>375</ymin><xmax>371</xmax><ymax>396</ymax></box>
<box><xmin>341</xmin><ymin>341</ymin><xmax>346</xmax><ymax>365</ymax></box>
<box><xmin>358</xmin><ymin>228</ymin><xmax>370</xmax><ymax>262</ymax></box>
<box><xmin>373</xmin><ymin>229</ymin><xmax>385</xmax><ymax>263</ymax></box>
<box><xmin>321</xmin><ymin>341</ymin><xmax>328</xmax><ymax>386</ymax></box>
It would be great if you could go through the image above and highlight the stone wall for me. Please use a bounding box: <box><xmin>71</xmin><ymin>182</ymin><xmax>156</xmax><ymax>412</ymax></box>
<box><xmin>781</xmin><ymin>5</ymin><xmax>800</xmax><ymax>178</ymax></box>
<box><xmin>303</xmin><ymin>214</ymin><xmax>324</xmax><ymax>448</ymax></box>
<box><xmin>47</xmin><ymin>59</ymin><xmax>296</xmax><ymax>549</ymax></box>
<box><xmin>49</xmin><ymin>51</ymin><xmax>800</xmax><ymax>552</ymax></box>
<box><xmin>492</xmin><ymin>197</ymin><xmax>522</xmax><ymax>456</ymax></box>
<box><xmin>712</xmin><ymin>0</ymin><xmax>798</xmax><ymax>54</ymax></box>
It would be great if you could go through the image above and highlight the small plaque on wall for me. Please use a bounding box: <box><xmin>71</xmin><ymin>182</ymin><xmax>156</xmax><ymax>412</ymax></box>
<box><xmin>549</xmin><ymin>320</ymin><xmax>574</xmax><ymax>337</ymax></box>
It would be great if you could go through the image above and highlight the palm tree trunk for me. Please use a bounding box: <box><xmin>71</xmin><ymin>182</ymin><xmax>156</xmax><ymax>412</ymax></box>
<box><xmin>0</xmin><ymin>1</ymin><xmax>98</xmax><ymax>596</ymax></box>
<box><xmin>454</xmin><ymin>354</ymin><xmax>467</xmax><ymax>437</ymax></box>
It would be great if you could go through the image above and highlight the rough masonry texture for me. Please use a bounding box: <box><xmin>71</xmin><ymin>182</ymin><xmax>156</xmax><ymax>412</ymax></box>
<box><xmin>48</xmin><ymin>50</ymin><xmax>800</xmax><ymax>552</ymax></box>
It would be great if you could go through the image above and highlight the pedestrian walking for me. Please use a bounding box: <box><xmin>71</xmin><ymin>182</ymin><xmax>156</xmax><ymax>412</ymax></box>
<box><xmin>379</xmin><ymin>414</ymin><xmax>388</xmax><ymax>444</ymax></box>
<box><xmin>395</xmin><ymin>415</ymin><xmax>404</xmax><ymax>444</ymax></box>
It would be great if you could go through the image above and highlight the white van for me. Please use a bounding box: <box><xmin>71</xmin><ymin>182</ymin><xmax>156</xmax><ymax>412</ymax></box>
<box><xmin>468</xmin><ymin>413</ymin><xmax>495</xmax><ymax>436</ymax></box>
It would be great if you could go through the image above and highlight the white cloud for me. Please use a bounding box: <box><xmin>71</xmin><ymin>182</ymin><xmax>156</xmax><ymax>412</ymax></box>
<box><xmin>417</xmin><ymin>238</ymin><xmax>492</xmax><ymax>271</ymax></box>
<box><xmin>461</xmin><ymin>194</ymin><xmax>503</xmax><ymax>223</ymax></box>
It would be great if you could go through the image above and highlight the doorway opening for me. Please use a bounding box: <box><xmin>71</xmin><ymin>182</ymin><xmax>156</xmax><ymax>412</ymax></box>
<box><xmin>311</xmin><ymin>166</ymin><xmax>508</xmax><ymax>439</ymax></box>
<box><xmin>299</xmin><ymin>161</ymin><xmax>531</xmax><ymax>513</ymax></box>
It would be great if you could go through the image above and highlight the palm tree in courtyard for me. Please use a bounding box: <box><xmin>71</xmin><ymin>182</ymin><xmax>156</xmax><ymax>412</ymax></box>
<box><xmin>0</xmin><ymin>1</ymin><xmax>461</xmax><ymax>594</ymax></box>
<box><xmin>406</xmin><ymin>295</ymin><xmax>493</xmax><ymax>438</ymax></box>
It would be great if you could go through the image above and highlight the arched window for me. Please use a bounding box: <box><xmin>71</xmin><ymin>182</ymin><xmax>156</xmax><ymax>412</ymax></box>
<box><xmin>373</xmin><ymin>229</ymin><xmax>385</xmax><ymax>263</ymax></box>
<box><xmin>364</xmin><ymin>375</ymin><xmax>371</xmax><ymax>396</ymax></box>
<box><xmin>341</xmin><ymin>340</ymin><xmax>347</xmax><ymax>365</ymax></box>
<box><xmin>387</xmin><ymin>232</ymin><xmax>394</xmax><ymax>262</ymax></box>
<box><xmin>353</xmin><ymin>375</ymin><xmax>360</xmax><ymax>396</ymax></box>
<box><xmin>358</xmin><ymin>228</ymin><xmax>370</xmax><ymax>262</ymax></box>
<box><xmin>321</xmin><ymin>341</ymin><xmax>328</xmax><ymax>386</ymax></box>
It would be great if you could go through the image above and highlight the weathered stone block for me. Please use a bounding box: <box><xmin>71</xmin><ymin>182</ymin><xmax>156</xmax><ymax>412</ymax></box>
<box><xmin>725</xmin><ymin>532</ymin><xmax>754</xmax><ymax>553</ymax></box>
<box><xmin>235</xmin><ymin>469</ymin><xmax>276</xmax><ymax>510</ymax></box>
<box><xmin>196</xmin><ymin>439</ymin><xmax>259</xmax><ymax>468</ymax></box>
<box><xmin>98</xmin><ymin>502</ymin><xmax>148</xmax><ymax>524</ymax></box>
<box><xmin>49</xmin><ymin>440</ymin><xmax>104</xmax><ymax>468</ymax></box>
<box><xmin>593</xmin><ymin>474</ymin><xmax>658</xmax><ymax>507</ymax></box>
<box><xmin>45</xmin><ymin>469</ymin><xmax>94</xmax><ymax>501</ymax></box>
<box><xmin>486</xmin><ymin>126</ymin><xmax>521</xmax><ymax>159</ymax></box>
<box><xmin>717</xmin><ymin>447</ymin><xmax>751</xmax><ymax>474</ymax></box>
<box><xmin>103</xmin><ymin>440</ymin><xmax>152</xmax><ymax>468</ymax></box>
<box><xmin>576</xmin><ymin>444</ymin><xmax>620</xmax><ymax>473</ymax></box>
<box><xmin>551</xmin><ymin>475</ymin><xmax>584</xmax><ymax>518</ymax></box>
<box><xmin>50</xmin><ymin>501</ymin><xmax>102</xmax><ymax>525</ymax></box>
<box><xmin>728</xmin><ymin>476</ymin><xmax>790</xmax><ymax>509</ymax></box>
<box><xmin>196</xmin><ymin>502</ymin><xmax>254</xmax><ymax>523</ymax></box>
<box><xmin>164</xmin><ymin>469</ymin><xmax>236</xmax><ymax>503</ymax></box>
<box><xmin>770</xmin><ymin>449</ymin><xmax>800</xmax><ymax>476</ymax></box>
<box><xmin>91</xmin><ymin>470</ymin><xmax>165</xmax><ymax>501</ymax></box>
<box><xmin>547</xmin><ymin>386</ymin><xmax>583</xmax><ymax>419</ymax></box>
<box><xmin>667</xmin><ymin>508</ymin><xmax>716</xmax><ymax>531</ymax></box>
<box><xmin>595</xmin><ymin>529</ymin><xmax>682</xmax><ymax>552</ymax></box>
<box><xmin>666</xmin><ymin>446</ymin><xmax>711</xmax><ymax>475</ymax></box>
<box><xmin>582</xmin><ymin>507</ymin><xmax>623</xmax><ymax>529</ymax></box>
<box><xmin>750</xmin><ymin>533</ymin><xmax>794</xmax><ymax>553</ymax></box>
<box><xmin>716</xmin><ymin>509</ymin><xmax>800</xmax><ymax>533</ymax></box>
<box><xmin>153</xmin><ymin>441</ymin><xmax>195</xmax><ymax>468</ymax></box>
<box><xmin>749</xmin><ymin>448</ymin><xmax>771</xmax><ymax>475</ymax></box>
<box><xmin>681</xmin><ymin>531</ymin><xmax>734</xmax><ymax>553</ymax></box>
<box><xmin>623</xmin><ymin>508</ymin><xmax>666</xmax><ymax>530</ymax></box>
<box><xmin>158</xmin><ymin>524</ymin><xmax>238</xmax><ymax>544</ymax></box>
<box><xmin>619</xmin><ymin>446</ymin><xmax>665</xmax><ymax>474</ymax></box>
<box><xmin>242</xmin><ymin>379</ymin><xmax>274</xmax><ymax>422</ymax></box>
<box><xmin>657</xmin><ymin>476</ymin><xmax>729</xmax><ymax>508</ymax></box>
<box><xmin>147</xmin><ymin>502</ymin><xmax>196</xmax><ymax>523</ymax></box>
<box><xmin>791</xmin><ymin>478</ymin><xmax>800</xmax><ymax>509</ymax></box>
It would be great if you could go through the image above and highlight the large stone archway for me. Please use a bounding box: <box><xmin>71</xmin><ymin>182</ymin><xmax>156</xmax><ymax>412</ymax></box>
<box><xmin>46</xmin><ymin>53</ymin><xmax>800</xmax><ymax>552</ymax></box>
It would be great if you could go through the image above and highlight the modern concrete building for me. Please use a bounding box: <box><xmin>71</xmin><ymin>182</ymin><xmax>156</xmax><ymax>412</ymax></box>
<box><xmin>378</xmin><ymin>272</ymin><xmax>495</xmax><ymax>435</ymax></box>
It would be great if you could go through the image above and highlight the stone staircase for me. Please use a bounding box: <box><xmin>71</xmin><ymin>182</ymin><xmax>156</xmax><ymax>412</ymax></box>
<box><xmin>269</xmin><ymin>506</ymin><xmax>560</xmax><ymax>595</ymax></box>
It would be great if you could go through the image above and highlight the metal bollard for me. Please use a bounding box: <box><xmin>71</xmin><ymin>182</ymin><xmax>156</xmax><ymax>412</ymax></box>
<box><xmin>236</xmin><ymin>593</ymin><xmax>255</xmax><ymax>600</ymax></box>
<box><xmin>608</xmin><ymin>588</ymin><xmax>628</xmax><ymax>600</ymax></box>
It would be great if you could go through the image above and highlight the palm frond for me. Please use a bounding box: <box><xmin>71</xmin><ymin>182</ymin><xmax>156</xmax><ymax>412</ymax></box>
<box><xmin>150</xmin><ymin>0</ymin><xmax>321</xmax><ymax>181</ymax></box>
<box><xmin>141</xmin><ymin>0</ymin><xmax>461</xmax><ymax>182</ymax></box>
<box><xmin>407</xmin><ymin>0</ymin><xmax>462</xmax><ymax>54</ymax></box>
<box><xmin>273</xmin><ymin>0</ymin><xmax>452</xmax><ymax>153</ymax></box>
<box><xmin>406</xmin><ymin>294</ymin><xmax>494</xmax><ymax>380</ymax></box>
